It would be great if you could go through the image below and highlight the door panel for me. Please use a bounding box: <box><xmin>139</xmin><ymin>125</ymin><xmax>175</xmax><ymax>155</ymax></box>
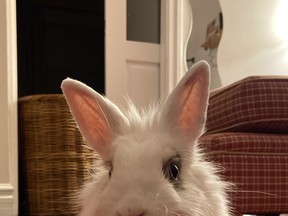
<box><xmin>127</xmin><ymin>61</ymin><xmax>160</xmax><ymax>108</ymax></box>
<box><xmin>127</xmin><ymin>0</ymin><xmax>160</xmax><ymax>43</ymax></box>
<box><xmin>105</xmin><ymin>0</ymin><xmax>160</xmax><ymax>108</ymax></box>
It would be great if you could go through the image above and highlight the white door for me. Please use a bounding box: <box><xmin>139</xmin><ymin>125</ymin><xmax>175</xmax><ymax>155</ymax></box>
<box><xmin>105</xmin><ymin>0</ymin><xmax>161</xmax><ymax>108</ymax></box>
<box><xmin>105</xmin><ymin>0</ymin><xmax>193</xmax><ymax>108</ymax></box>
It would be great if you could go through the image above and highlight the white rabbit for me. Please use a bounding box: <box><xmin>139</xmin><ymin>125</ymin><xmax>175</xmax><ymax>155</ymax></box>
<box><xmin>61</xmin><ymin>61</ymin><xmax>231</xmax><ymax>216</ymax></box>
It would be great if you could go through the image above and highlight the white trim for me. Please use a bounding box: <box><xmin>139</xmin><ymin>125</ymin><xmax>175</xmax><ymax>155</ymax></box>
<box><xmin>160</xmin><ymin>0</ymin><xmax>180</xmax><ymax>96</ymax></box>
<box><xmin>160</xmin><ymin>0</ymin><xmax>192</xmax><ymax>97</ymax></box>
<box><xmin>0</xmin><ymin>0</ymin><xmax>18</xmax><ymax>215</ymax></box>
<box><xmin>182</xmin><ymin>0</ymin><xmax>193</xmax><ymax>73</ymax></box>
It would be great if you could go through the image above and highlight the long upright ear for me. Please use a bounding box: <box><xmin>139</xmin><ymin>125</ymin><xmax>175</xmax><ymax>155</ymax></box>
<box><xmin>162</xmin><ymin>61</ymin><xmax>210</xmax><ymax>141</ymax></box>
<box><xmin>61</xmin><ymin>78</ymin><xmax>127</xmax><ymax>160</ymax></box>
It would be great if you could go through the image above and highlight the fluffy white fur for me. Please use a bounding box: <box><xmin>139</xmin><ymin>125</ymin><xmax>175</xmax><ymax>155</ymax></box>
<box><xmin>61</xmin><ymin>61</ymin><xmax>231</xmax><ymax>216</ymax></box>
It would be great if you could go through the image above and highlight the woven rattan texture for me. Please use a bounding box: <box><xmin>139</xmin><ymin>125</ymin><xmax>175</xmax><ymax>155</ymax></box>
<box><xmin>19</xmin><ymin>94</ymin><xmax>98</xmax><ymax>216</ymax></box>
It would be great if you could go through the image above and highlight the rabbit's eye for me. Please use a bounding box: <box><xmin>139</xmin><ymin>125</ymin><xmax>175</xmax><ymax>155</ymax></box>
<box><xmin>168</xmin><ymin>163</ymin><xmax>179</xmax><ymax>181</ymax></box>
<box><xmin>163</xmin><ymin>155</ymin><xmax>181</xmax><ymax>182</ymax></box>
<box><xmin>105</xmin><ymin>161</ymin><xmax>113</xmax><ymax>179</ymax></box>
<box><xmin>108</xmin><ymin>167</ymin><xmax>113</xmax><ymax>179</ymax></box>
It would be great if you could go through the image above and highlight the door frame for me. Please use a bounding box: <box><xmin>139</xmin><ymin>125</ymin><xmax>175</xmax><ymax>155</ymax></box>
<box><xmin>160</xmin><ymin>0</ymin><xmax>192</xmax><ymax>96</ymax></box>
<box><xmin>0</xmin><ymin>0</ymin><xmax>18</xmax><ymax>215</ymax></box>
<box><xmin>0</xmin><ymin>0</ymin><xmax>190</xmax><ymax>215</ymax></box>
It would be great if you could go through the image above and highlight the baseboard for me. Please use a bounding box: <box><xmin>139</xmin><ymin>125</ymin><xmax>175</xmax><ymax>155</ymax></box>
<box><xmin>0</xmin><ymin>183</ymin><xmax>16</xmax><ymax>216</ymax></box>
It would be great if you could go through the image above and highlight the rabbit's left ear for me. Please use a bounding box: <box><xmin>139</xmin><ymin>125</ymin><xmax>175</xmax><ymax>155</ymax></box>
<box><xmin>162</xmin><ymin>61</ymin><xmax>210</xmax><ymax>141</ymax></box>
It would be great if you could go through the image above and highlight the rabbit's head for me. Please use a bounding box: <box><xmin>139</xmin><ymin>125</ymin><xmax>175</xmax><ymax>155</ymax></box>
<box><xmin>61</xmin><ymin>61</ymin><xmax>230</xmax><ymax>216</ymax></box>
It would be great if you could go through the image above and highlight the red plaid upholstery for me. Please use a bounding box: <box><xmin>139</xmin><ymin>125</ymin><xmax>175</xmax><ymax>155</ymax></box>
<box><xmin>200</xmin><ymin>133</ymin><xmax>288</xmax><ymax>215</ymax></box>
<box><xmin>206</xmin><ymin>76</ymin><xmax>288</xmax><ymax>134</ymax></box>
<box><xmin>200</xmin><ymin>76</ymin><xmax>288</xmax><ymax>215</ymax></box>
<box><xmin>200</xmin><ymin>132</ymin><xmax>288</xmax><ymax>153</ymax></box>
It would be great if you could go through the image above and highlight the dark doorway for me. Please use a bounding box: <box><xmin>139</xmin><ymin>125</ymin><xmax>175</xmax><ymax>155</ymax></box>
<box><xmin>17</xmin><ymin>1</ymin><xmax>104</xmax><ymax>214</ymax></box>
<box><xmin>17</xmin><ymin>0</ymin><xmax>105</xmax><ymax>98</ymax></box>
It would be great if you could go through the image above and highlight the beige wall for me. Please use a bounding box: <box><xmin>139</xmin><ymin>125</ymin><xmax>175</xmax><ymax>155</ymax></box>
<box><xmin>0</xmin><ymin>0</ymin><xmax>18</xmax><ymax>215</ymax></box>
<box><xmin>218</xmin><ymin>0</ymin><xmax>288</xmax><ymax>86</ymax></box>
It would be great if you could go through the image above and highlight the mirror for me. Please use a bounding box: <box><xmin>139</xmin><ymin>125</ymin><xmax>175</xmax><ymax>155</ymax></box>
<box><xmin>186</xmin><ymin>0</ymin><xmax>222</xmax><ymax>90</ymax></box>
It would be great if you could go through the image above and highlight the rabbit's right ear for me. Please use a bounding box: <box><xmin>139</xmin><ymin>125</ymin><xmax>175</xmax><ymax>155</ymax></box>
<box><xmin>161</xmin><ymin>61</ymin><xmax>210</xmax><ymax>143</ymax></box>
<box><xmin>61</xmin><ymin>78</ymin><xmax>127</xmax><ymax>160</ymax></box>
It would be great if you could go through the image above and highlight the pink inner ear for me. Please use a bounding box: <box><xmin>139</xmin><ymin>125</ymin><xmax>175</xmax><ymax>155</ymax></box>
<box><xmin>172</xmin><ymin>61</ymin><xmax>210</xmax><ymax>137</ymax></box>
<box><xmin>62</xmin><ymin>79</ymin><xmax>112</xmax><ymax>157</ymax></box>
<box><xmin>73</xmin><ymin>93</ymin><xmax>112</xmax><ymax>144</ymax></box>
<box><xmin>180</xmin><ymin>78</ymin><xmax>206</xmax><ymax>131</ymax></box>
<box><xmin>179</xmin><ymin>83</ymin><xmax>200</xmax><ymax>130</ymax></box>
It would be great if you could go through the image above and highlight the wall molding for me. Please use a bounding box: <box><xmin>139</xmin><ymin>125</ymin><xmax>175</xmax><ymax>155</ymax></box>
<box><xmin>0</xmin><ymin>0</ymin><xmax>18</xmax><ymax>215</ymax></box>
<box><xmin>0</xmin><ymin>184</ymin><xmax>15</xmax><ymax>215</ymax></box>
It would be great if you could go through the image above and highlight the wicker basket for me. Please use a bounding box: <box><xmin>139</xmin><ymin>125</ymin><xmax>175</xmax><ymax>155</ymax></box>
<box><xmin>18</xmin><ymin>94</ymin><xmax>98</xmax><ymax>216</ymax></box>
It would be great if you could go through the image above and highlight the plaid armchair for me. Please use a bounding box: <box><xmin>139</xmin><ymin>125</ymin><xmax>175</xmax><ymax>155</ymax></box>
<box><xmin>199</xmin><ymin>76</ymin><xmax>288</xmax><ymax>215</ymax></box>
